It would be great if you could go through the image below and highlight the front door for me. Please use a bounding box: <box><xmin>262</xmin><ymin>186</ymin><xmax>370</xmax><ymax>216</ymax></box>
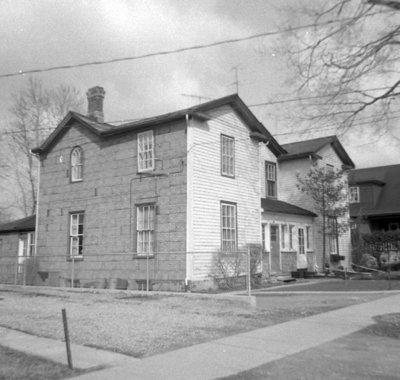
<box><xmin>270</xmin><ymin>225</ymin><xmax>281</xmax><ymax>272</ymax></box>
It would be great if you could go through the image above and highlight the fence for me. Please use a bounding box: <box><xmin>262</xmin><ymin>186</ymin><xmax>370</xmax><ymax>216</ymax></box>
<box><xmin>0</xmin><ymin>248</ymin><xmax>266</xmax><ymax>292</ymax></box>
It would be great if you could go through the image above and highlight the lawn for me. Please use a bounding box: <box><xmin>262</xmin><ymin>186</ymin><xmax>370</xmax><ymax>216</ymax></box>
<box><xmin>0</xmin><ymin>345</ymin><xmax>87</xmax><ymax>380</ymax></box>
<box><xmin>0</xmin><ymin>284</ymin><xmax>390</xmax><ymax>359</ymax></box>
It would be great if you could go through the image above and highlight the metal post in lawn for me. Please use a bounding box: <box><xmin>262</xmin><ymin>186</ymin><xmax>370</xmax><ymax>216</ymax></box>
<box><xmin>247</xmin><ymin>246</ymin><xmax>251</xmax><ymax>297</ymax></box>
<box><xmin>62</xmin><ymin>308</ymin><xmax>73</xmax><ymax>369</ymax></box>
<box><xmin>71</xmin><ymin>254</ymin><xmax>75</xmax><ymax>288</ymax></box>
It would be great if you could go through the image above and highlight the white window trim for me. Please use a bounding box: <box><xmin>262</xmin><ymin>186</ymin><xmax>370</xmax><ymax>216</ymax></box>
<box><xmin>70</xmin><ymin>213</ymin><xmax>84</xmax><ymax>258</ymax></box>
<box><xmin>265</xmin><ymin>162</ymin><xmax>277</xmax><ymax>198</ymax></box>
<box><xmin>306</xmin><ymin>225</ymin><xmax>312</xmax><ymax>251</ymax></box>
<box><xmin>71</xmin><ymin>147</ymin><xmax>83</xmax><ymax>182</ymax></box>
<box><xmin>138</xmin><ymin>130</ymin><xmax>155</xmax><ymax>173</ymax></box>
<box><xmin>137</xmin><ymin>204</ymin><xmax>155</xmax><ymax>255</ymax></box>
<box><xmin>221</xmin><ymin>135</ymin><xmax>235</xmax><ymax>177</ymax></box>
<box><xmin>280</xmin><ymin>224</ymin><xmax>287</xmax><ymax>250</ymax></box>
<box><xmin>298</xmin><ymin>227</ymin><xmax>305</xmax><ymax>255</ymax></box>
<box><xmin>289</xmin><ymin>225</ymin><xmax>295</xmax><ymax>250</ymax></box>
<box><xmin>221</xmin><ymin>202</ymin><xmax>237</xmax><ymax>251</ymax></box>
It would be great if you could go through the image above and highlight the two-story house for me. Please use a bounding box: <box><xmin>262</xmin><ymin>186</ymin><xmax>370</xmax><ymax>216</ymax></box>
<box><xmin>349</xmin><ymin>164</ymin><xmax>400</xmax><ymax>233</ymax></box>
<box><xmin>30</xmin><ymin>88</ymin><xmax>289</xmax><ymax>291</ymax></box>
<box><xmin>277</xmin><ymin>136</ymin><xmax>355</xmax><ymax>270</ymax></box>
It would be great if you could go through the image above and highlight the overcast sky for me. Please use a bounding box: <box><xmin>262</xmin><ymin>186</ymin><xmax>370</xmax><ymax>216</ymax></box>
<box><xmin>1</xmin><ymin>0</ymin><xmax>398</xmax><ymax>168</ymax></box>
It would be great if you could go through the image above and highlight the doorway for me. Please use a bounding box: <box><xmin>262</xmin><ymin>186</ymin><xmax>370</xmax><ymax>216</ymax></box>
<box><xmin>270</xmin><ymin>225</ymin><xmax>281</xmax><ymax>272</ymax></box>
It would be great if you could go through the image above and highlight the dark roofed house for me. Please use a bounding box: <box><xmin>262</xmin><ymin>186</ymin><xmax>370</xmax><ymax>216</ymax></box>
<box><xmin>0</xmin><ymin>215</ymin><xmax>36</xmax><ymax>285</ymax></box>
<box><xmin>349</xmin><ymin>164</ymin><xmax>400</xmax><ymax>233</ymax></box>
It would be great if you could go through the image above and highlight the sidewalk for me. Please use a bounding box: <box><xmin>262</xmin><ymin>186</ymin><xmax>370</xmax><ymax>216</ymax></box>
<box><xmin>71</xmin><ymin>292</ymin><xmax>400</xmax><ymax>380</ymax></box>
<box><xmin>2</xmin><ymin>292</ymin><xmax>399</xmax><ymax>379</ymax></box>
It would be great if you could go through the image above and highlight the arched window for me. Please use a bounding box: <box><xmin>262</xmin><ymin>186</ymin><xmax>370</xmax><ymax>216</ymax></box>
<box><xmin>71</xmin><ymin>147</ymin><xmax>83</xmax><ymax>182</ymax></box>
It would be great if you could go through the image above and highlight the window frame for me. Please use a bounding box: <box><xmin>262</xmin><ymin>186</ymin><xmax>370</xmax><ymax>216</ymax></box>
<box><xmin>349</xmin><ymin>186</ymin><xmax>360</xmax><ymax>203</ymax></box>
<box><xmin>280</xmin><ymin>224</ymin><xmax>287</xmax><ymax>250</ymax></box>
<box><xmin>69</xmin><ymin>212</ymin><xmax>84</xmax><ymax>259</ymax></box>
<box><xmin>138</xmin><ymin>130</ymin><xmax>155</xmax><ymax>173</ymax></box>
<box><xmin>70</xmin><ymin>146</ymin><xmax>83</xmax><ymax>182</ymax></box>
<box><xmin>298</xmin><ymin>227</ymin><xmax>305</xmax><ymax>255</ymax></box>
<box><xmin>221</xmin><ymin>201</ymin><xmax>237</xmax><ymax>251</ymax></box>
<box><xmin>265</xmin><ymin>161</ymin><xmax>277</xmax><ymax>198</ymax></box>
<box><xmin>221</xmin><ymin>134</ymin><xmax>235</xmax><ymax>178</ymax></box>
<box><xmin>136</xmin><ymin>204</ymin><xmax>156</xmax><ymax>256</ymax></box>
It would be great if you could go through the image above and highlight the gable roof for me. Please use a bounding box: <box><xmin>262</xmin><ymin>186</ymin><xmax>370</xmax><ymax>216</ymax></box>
<box><xmin>279</xmin><ymin>135</ymin><xmax>355</xmax><ymax>168</ymax></box>
<box><xmin>261</xmin><ymin>198</ymin><xmax>317</xmax><ymax>217</ymax></box>
<box><xmin>0</xmin><ymin>215</ymin><xmax>36</xmax><ymax>233</ymax></box>
<box><xmin>32</xmin><ymin>94</ymin><xmax>286</xmax><ymax>157</ymax></box>
<box><xmin>349</xmin><ymin>164</ymin><xmax>400</xmax><ymax>217</ymax></box>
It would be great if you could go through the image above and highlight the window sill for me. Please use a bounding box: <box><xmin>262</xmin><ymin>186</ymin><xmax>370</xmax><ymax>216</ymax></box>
<box><xmin>133</xmin><ymin>254</ymin><xmax>155</xmax><ymax>259</ymax></box>
<box><xmin>71</xmin><ymin>179</ymin><xmax>83</xmax><ymax>183</ymax></box>
<box><xmin>67</xmin><ymin>256</ymin><xmax>83</xmax><ymax>262</ymax></box>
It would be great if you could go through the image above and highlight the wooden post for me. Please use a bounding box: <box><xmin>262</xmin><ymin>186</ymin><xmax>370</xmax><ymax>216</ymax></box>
<box><xmin>62</xmin><ymin>308</ymin><xmax>73</xmax><ymax>369</ymax></box>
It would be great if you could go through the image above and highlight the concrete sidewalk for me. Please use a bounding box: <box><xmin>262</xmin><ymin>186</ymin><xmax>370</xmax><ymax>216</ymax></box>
<box><xmin>68</xmin><ymin>292</ymin><xmax>400</xmax><ymax>380</ymax></box>
<box><xmin>0</xmin><ymin>327</ymin><xmax>134</xmax><ymax>370</ymax></box>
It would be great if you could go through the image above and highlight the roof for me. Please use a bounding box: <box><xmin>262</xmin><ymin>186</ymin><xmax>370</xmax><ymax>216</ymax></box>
<box><xmin>261</xmin><ymin>198</ymin><xmax>317</xmax><ymax>217</ymax></box>
<box><xmin>349</xmin><ymin>164</ymin><xmax>400</xmax><ymax>217</ymax></box>
<box><xmin>279</xmin><ymin>136</ymin><xmax>355</xmax><ymax>168</ymax></box>
<box><xmin>32</xmin><ymin>94</ymin><xmax>286</xmax><ymax>157</ymax></box>
<box><xmin>0</xmin><ymin>215</ymin><xmax>36</xmax><ymax>233</ymax></box>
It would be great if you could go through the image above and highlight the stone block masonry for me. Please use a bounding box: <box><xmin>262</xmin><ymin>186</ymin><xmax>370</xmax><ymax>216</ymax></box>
<box><xmin>36</xmin><ymin>119</ymin><xmax>188</xmax><ymax>291</ymax></box>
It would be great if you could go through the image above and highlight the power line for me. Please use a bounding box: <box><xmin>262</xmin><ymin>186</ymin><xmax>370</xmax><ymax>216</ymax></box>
<box><xmin>0</xmin><ymin>17</ymin><xmax>363</xmax><ymax>80</ymax></box>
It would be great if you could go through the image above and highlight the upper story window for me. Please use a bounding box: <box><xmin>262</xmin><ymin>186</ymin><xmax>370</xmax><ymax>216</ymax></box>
<box><xmin>71</xmin><ymin>147</ymin><xmax>83</xmax><ymax>182</ymax></box>
<box><xmin>70</xmin><ymin>212</ymin><xmax>84</xmax><ymax>258</ymax></box>
<box><xmin>265</xmin><ymin>162</ymin><xmax>277</xmax><ymax>197</ymax></box>
<box><xmin>349</xmin><ymin>186</ymin><xmax>360</xmax><ymax>203</ymax></box>
<box><xmin>138</xmin><ymin>130</ymin><xmax>154</xmax><ymax>172</ymax></box>
<box><xmin>221</xmin><ymin>202</ymin><xmax>237</xmax><ymax>251</ymax></box>
<box><xmin>221</xmin><ymin>135</ymin><xmax>235</xmax><ymax>177</ymax></box>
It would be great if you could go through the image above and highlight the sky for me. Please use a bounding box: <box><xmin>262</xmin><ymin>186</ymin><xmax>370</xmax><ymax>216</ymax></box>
<box><xmin>0</xmin><ymin>0</ymin><xmax>399</xmax><ymax>169</ymax></box>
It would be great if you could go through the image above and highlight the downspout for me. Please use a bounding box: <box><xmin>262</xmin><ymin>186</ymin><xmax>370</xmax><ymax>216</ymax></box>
<box><xmin>32</xmin><ymin>152</ymin><xmax>41</xmax><ymax>257</ymax></box>
<box><xmin>185</xmin><ymin>113</ymin><xmax>192</xmax><ymax>290</ymax></box>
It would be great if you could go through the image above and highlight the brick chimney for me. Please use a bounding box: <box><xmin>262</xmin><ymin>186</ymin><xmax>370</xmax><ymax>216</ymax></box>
<box><xmin>86</xmin><ymin>86</ymin><xmax>105</xmax><ymax>123</ymax></box>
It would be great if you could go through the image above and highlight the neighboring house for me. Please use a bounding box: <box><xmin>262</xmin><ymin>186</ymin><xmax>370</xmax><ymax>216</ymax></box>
<box><xmin>277</xmin><ymin>136</ymin><xmax>355</xmax><ymax>269</ymax></box>
<box><xmin>0</xmin><ymin>88</ymin><xmax>356</xmax><ymax>291</ymax></box>
<box><xmin>0</xmin><ymin>215</ymin><xmax>36</xmax><ymax>285</ymax></box>
<box><xmin>349</xmin><ymin>164</ymin><xmax>400</xmax><ymax>233</ymax></box>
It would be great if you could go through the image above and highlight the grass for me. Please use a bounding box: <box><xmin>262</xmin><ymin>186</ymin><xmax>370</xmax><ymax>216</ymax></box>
<box><xmin>0</xmin><ymin>345</ymin><xmax>87</xmax><ymax>380</ymax></box>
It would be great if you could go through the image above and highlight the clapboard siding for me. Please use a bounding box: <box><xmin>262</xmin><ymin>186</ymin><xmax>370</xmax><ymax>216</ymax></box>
<box><xmin>188</xmin><ymin>106</ymin><xmax>261</xmax><ymax>279</ymax></box>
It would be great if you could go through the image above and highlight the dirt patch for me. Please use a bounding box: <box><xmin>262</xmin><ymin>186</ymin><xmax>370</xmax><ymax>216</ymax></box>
<box><xmin>0</xmin><ymin>286</ymin><xmax>389</xmax><ymax>358</ymax></box>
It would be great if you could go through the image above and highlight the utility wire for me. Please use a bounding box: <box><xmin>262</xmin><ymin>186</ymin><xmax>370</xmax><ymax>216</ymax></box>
<box><xmin>0</xmin><ymin>16</ymin><xmax>370</xmax><ymax>80</ymax></box>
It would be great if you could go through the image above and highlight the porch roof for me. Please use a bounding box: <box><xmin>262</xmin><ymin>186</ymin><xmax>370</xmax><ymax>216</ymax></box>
<box><xmin>261</xmin><ymin>198</ymin><xmax>317</xmax><ymax>217</ymax></box>
<box><xmin>0</xmin><ymin>215</ymin><xmax>36</xmax><ymax>233</ymax></box>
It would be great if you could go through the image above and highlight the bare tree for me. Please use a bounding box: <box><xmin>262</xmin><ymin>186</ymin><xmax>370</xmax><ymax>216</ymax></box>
<box><xmin>2</xmin><ymin>78</ymin><xmax>84</xmax><ymax>217</ymax></box>
<box><xmin>276</xmin><ymin>0</ymin><xmax>400</xmax><ymax>135</ymax></box>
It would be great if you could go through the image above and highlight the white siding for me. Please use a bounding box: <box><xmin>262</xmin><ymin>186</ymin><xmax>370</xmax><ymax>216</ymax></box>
<box><xmin>278</xmin><ymin>144</ymin><xmax>352</xmax><ymax>269</ymax></box>
<box><xmin>187</xmin><ymin>106</ymin><xmax>261</xmax><ymax>279</ymax></box>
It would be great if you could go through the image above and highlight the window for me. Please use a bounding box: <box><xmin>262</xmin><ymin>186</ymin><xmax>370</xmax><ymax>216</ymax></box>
<box><xmin>265</xmin><ymin>162</ymin><xmax>277</xmax><ymax>197</ymax></box>
<box><xmin>281</xmin><ymin>224</ymin><xmax>287</xmax><ymax>249</ymax></box>
<box><xmin>138</xmin><ymin>130</ymin><xmax>154</xmax><ymax>172</ymax></box>
<box><xmin>18</xmin><ymin>232</ymin><xmax>35</xmax><ymax>273</ymax></box>
<box><xmin>298</xmin><ymin>228</ymin><xmax>305</xmax><ymax>255</ymax></box>
<box><xmin>221</xmin><ymin>135</ymin><xmax>235</xmax><ymax>177</ymax></box>
<box><xmin>137</xmin><ymin>204</ymin><xmax>155</xmax><ymax>255</ymax></box>
<box><xmin>289</xmin><ymin>225</ymin><xmax>295</xmax><ymax>249</ymax></box>
<box><xmin>70</xmin><ymin>213</ymin><xmax>84</xmax><ymax>258</ymax></box>
<box><xmin>221</xmin><ymin>202</ymin><xmax>237</xmax><ymax>251</ymax></box>
<box><xmin>349</xmin><ymin>186</ymin><xmax>360</xmax><ymax>203</ymax></box>
<box><xmin>71</xmin><ymin>147</ymin><xmax>83</xmax><ymax>182</ymax></box>
<box><xmin>306</xmin><ymin>226</ymin><xmax>311</xmax><ymax>250</ymax></box>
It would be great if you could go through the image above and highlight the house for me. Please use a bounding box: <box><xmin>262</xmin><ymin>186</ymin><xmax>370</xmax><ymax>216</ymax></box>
<box><xmin>349</xmin><ymin>164</ymin><xmax>400</xmax><ymax>233</ymax></box>
<box><xmin>0</xmin><ymin>215</ymin><xmax>36</xmax><ymax>285</ymax></box>
<box><xmin>276</xmin><ymin>136</ymin><xmax>355</xmax><ymax>269</ymax></box>
<box><xmin>0</xmin><ymin>88</ymin><xmax>355</xmax><ymax>291</ymax></box>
